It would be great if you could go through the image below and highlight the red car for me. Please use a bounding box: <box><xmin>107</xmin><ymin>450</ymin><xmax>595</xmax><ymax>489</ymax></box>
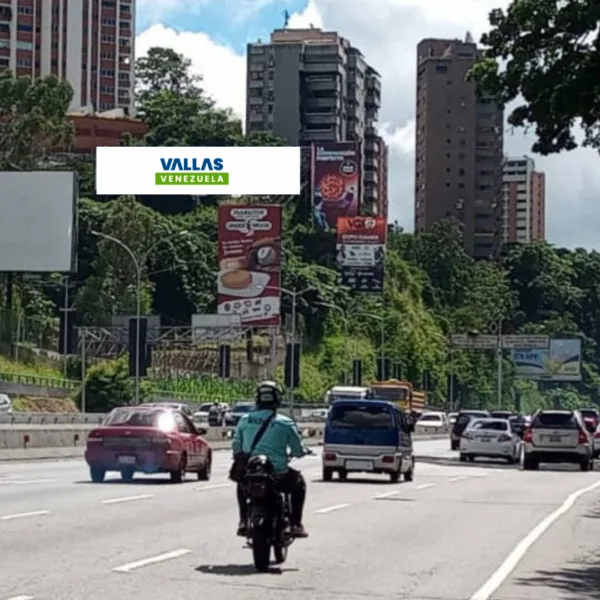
<box><xmin>85</xmin><ymin>406</ymin><xmax>212</xmax><ymax>483</ymax></box>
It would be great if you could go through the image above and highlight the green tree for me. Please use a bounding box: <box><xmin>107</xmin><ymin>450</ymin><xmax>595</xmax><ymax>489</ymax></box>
<box><xmin>471</xmin><ymin>0</ymin><xmax>600</xmax><ymax>154</ymax></box>
<box><xmin>0</xmin><ymin>73</ymin><xmax>73</xmax><ymax>169</ymax></box>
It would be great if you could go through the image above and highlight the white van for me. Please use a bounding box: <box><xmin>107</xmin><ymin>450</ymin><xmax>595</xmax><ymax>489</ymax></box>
<box><xmin>325</xmin><ymin>386</ymin><xmax>369</xmax><ymax>406</ymax></box>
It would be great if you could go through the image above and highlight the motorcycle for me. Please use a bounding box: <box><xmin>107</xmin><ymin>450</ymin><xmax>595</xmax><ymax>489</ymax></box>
<box><xmin>241</xmin><ymin>448</ymin><xmax>314</xmax><ymax>572</ymax></box>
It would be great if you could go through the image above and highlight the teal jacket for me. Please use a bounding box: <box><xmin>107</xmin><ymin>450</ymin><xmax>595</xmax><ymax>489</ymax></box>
<box><xmin>232</xmin><ymin>408</ymin><xmax>306</xmax><ymax>474</ymax></box>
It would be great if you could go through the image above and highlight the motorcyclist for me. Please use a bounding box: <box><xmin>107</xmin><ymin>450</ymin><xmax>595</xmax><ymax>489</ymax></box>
<box><xmin>232</xmin><ymin>381</ymin><xmax>309</xmax><ymax>539</ymax></box>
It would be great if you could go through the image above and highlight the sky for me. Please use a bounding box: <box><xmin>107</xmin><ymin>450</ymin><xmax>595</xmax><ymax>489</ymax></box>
<box><xmin>134</xmin><ymin>0</ymin><xmax>600</xmax><ymax>250</ymax></box>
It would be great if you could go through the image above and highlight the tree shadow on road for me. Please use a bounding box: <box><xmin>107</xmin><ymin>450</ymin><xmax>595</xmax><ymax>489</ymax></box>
<box><xmin>512</xmin><ymin>560</ymin><xmax>600</xmax><ymax>598</ymax></box>
<box><xmin>195</xmin><ymin>564</ymin><xmax>298</xmax><ymax>576</ymax></box>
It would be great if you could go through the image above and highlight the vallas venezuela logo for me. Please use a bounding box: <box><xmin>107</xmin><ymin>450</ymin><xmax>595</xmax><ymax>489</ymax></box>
<box><xmin>155</xmin><ymin>158</ymin><xmax>228</xmax><ymax>185</ymax></box>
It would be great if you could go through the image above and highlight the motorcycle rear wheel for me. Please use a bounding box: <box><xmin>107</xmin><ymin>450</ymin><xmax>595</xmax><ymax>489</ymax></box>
<box><xmin>251</xmin><ymin>527</ymin><xmax>271</xmax><ymax>572</ymax></box>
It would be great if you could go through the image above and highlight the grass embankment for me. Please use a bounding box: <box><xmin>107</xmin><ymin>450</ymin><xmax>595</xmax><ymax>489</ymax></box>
<box><xmin>11</xmin><ymin>397</ymin><xmax>79</xmax><ymax>412</ymax></box>
<box><xmin>0</xmin><ymin>355</ymin><xmax>67</xmax><ymax>381</ymax></box>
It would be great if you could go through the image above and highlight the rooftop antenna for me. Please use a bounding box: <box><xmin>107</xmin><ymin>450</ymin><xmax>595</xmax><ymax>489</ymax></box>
<box><xmin>465</xmin><ymin>31</ymin><xmax>474</xmax><ymax>43</ymax></box>
<box><xmin>283</xmin><ymin>10</ymin><xmax>289</xmax><ymax>28</ymax></box>
<box><xmin>309</xmin><ymin>22</ymin><xmax>314</xmax><ymax>28</ymax></box>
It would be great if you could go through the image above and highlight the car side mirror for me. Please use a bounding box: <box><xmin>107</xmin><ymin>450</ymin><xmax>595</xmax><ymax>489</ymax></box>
<box><xmin>196</xmin><ymin>427</ymin><xmax>208</xmax><ymax>436</ymax></box>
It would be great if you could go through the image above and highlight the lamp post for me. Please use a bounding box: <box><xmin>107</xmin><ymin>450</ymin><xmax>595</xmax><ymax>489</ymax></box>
<box><xmin>92</xmin><ymin>229</ymin><xmax>188</xmax><ymax>403</ymax></box>
<box><xmin>355</xmin><ymin>311</ymin><xmax>385</xmax><ymax>378</ymax></box>
<box><xmin>264</xmin><ymin>285</ymin><xmax>314</xmax><ymax>414</ymax></box>
<box><xmin>316</xmin><ymin>301</ymin><xmax>348</xmax><ymax>383</ymax></box>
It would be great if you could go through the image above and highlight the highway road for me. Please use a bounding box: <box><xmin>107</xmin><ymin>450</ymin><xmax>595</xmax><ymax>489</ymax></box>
<box><xmin>1</xmin><ymin>438</ymin><xmax>600</xmax><ymax>599</ymax></box>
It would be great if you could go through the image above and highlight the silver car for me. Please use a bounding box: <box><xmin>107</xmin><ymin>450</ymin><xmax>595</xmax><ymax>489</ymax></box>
<box><xmin>522</xmin><ymin>410</ymin><xmax>593</xmax><ymax>471</ymax></box>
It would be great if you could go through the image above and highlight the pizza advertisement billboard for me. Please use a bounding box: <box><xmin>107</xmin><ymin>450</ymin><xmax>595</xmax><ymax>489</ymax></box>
<box><xmin>217</xmin><ymin>205</ymin><xmax>281</xmax><ymax>326</ymax></box>
<box><xmin>312</xmin><ymin>142</ymin><xmax>361</xmax><ymax>231</ymax></box>
<box><xmin>336</xmin><ymin>216</ymin><xmax>386</xmax><ymax>292</ymax></box>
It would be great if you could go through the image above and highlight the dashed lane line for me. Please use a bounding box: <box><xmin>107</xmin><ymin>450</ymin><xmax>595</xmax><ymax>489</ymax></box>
<box><xmin>112</xmin><ymin>549</ymin><xmax>192</xmax><ymax>573</ymax></box>
<box><xmin>315</xmin><ymin>503</ymin><xmax>350</xmax><ymax>514</ymax></box>
<box><xmin>0</xmin><ymin>510</ymin><xmax>50</xmax><ymax>521</ymax></box>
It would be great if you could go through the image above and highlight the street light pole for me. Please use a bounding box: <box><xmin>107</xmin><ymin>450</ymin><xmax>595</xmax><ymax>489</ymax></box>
<box><xmin>355</xmin><ymin>312</ymin><xmax>385</xmax><ymax>378</ymax></box>
<box><xmin>316</xmin><ymin>301</ymin><xmax>348</xmax><ymax>383</ymax></box>
<box><xmin>91</xmin><ymin>229</ymin><xmax>188</xmax><ymax>404</ymax></box>
<box><xmin>264</xmin><ymin>285</ymin><xmax>313</xmax><ymax>416</ymax></box>
<box><xmin>497</xmin><ymin>315</ymin><xmax>503</xmax><ymax>409</ymax></box>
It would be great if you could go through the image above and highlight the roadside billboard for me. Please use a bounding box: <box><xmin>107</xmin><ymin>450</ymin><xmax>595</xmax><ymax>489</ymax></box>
<box><xmin>336</xmin><ymin>216</ymin><xmax>386</xmax><ymax>292</ymax></box>
<box><xmin>0</xmin><ymin>171</ymin><xmax>78</xmax><ymax>272</ymax></box>
<box><xmin>312</xmin><ymin>142</ymin><xmax>360</xmax><ymax>230</ymax></box>
<box><xmin>511</xmin><ymin>338</ymin><xmax>582</xmax><ymax>381</ymax></box>
<box><xmin>217</xmin><ymin>205</ymin><xmax>281</xmax><ymax>326</ymax></box>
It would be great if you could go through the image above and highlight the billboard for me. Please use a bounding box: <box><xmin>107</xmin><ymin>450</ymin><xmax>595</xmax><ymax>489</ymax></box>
<box><xmin>336</xmin><ymin>216</ymin><xmax>386</xmax><ymax>292</ymax></box>
<box><xmin>511</xmin><ymin>338</ymin><xmax>582</xmax><ymax>381</ymax></box>
<box><xmin>0</xmin><ymin>171</ymin><xmax>77</xmax><ymax>272</ymax></box>
<box><xmin>96</xmin><ymin>147</ymin><xmax>301</xmax><ymax>196</ymax></box>
<box><xmin>217</xmin><ymin>205</ymin><xmax>281</xmax><ymax>326</ymax></box>
<box><xmin>191</xmin><ymin>314</ymin><xmax>243</xmax><ymax>342</ymax></box>
<box><xmin>312</xmin><ymin>142</ymin><xmax>360</xmax><ymax>230</ymax></box>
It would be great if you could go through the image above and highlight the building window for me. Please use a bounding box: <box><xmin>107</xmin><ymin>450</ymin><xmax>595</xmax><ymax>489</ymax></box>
<box><xmin>17</xmin><ymin>24</ymin><xmax>33</xmax><ymax>32</ymax></box>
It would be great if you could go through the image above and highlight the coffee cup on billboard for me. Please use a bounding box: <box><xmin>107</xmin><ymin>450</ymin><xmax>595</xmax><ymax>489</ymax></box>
<box><xmin>221</xmin><ymin>270</ymin><xmax>252</xmax><ymax>290</ymax></box>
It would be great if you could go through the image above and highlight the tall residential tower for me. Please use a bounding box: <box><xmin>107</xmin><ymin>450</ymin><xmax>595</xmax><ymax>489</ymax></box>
<box><xmin>415</xmin><ymin>35</ymin><xmax>504</xmax><ymax>258</ymax></box>
<box><xmin>0</xmin><ymin>0</ymin><xmax>136</xmax><ymax>113</ymax></box>
<box><xmin>246</xmin><ymin>27</ymin><xmax>387</xmax><ymax>215</ymax></box>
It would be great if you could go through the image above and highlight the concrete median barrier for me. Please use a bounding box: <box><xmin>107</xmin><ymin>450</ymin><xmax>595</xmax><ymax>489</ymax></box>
<box><xmin>0</xmin><ymin>422</ymin><xmax>447</xmax><ymax>462</ymax></box>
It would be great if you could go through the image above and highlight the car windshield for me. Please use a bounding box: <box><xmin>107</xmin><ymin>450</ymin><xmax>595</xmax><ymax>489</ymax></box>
<box><xmin>470</xmin><ymin>419</ymin><xmax>508</xmax><ymax>431</ymax></box>
<box><xmin>103</xmin><ymin>410</ymin><xmax>161</xmax><ymax>427</ymax></box>
<box><xmin>232</xmin><ymin>404</ymin><xmax>252</xmax><ymax>413</ymax></box>
<box><xmin>199</xmin><ymin>404</ymin><xmax>214</xmax><ymax>412</ymax></box>
<box><xmin>329</xmin><ymin>404</ymin><xmax>393</xmax><ymax>429</ymax></box>
<box><xmin>419</xmin><ymin>414</ymin><xmax>441</xmax><ymax>422</ymax></box>
<box><xmin>532</xmin><ymin>412</ymin><xmax>578</xmax><ymax>429</ymax></box>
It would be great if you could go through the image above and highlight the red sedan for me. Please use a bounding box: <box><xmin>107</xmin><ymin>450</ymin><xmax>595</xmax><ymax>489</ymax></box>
<box><xmin>85</xmin><ymin>406</ymin><xmax>212</xmax><ymax>483</ymax></box>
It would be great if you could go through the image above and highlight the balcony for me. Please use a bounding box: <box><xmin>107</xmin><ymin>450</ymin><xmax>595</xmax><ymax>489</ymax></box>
<box><xmin>304</xmin><ymin>112</ymin><xmax>340</xmax><ymax>125</ymax></box>
<box><xmin>303</xmin><ymin>61</ymin><xmax>345</xmax><ymax>76</ymax></box>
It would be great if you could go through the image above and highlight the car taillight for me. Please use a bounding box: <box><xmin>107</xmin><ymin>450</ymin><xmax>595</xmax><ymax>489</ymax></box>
<box><xmin>522</xmin><ymin>428</ymin><xmax>532</xmax><ymax>443</ymax></box>
<box><xmin>381</xmin><ymin>455</ymin><xmax>395</xmax><ymax>463</ymax></box>
<box><xmin>324</xmin><ymin>452</ymin><xmax>337</xmax><ymax>461</ymax></box>
<box><xmin>578</xmin><ymin>429</ymin><xmax>589</xmax><ymax>444</ymax></box>
<box><xmin>87</xmin><ymin>430</ymin><xmax>103</xmax><ymax>443</ymax></box>
<box><xmin>498</xmin><ymin>434</ymin><xmax>511</xmax><ymax>442</ymax></box>
<box><xmin>462</xmin><ymin>432</ymin><xmax>473</xmax><ymax>440</ymax></box>
<box><xmin>151</xmin><ymin>436</ymin><xmax>171</xmax><ymax>449</ymax></box>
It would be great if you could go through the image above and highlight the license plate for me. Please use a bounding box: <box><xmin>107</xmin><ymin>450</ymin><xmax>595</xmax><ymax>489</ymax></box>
<box><xmin>479</xmin><ymin>437</ymin><xmax>491</xmax><ymax>442</ymax></box>
<box><xmin>549</xmin><ymin>435</ymin><xmax>561</xmax><ymax>443</ymax></box>
<box><xmin>346</xmin><ymin>460</ymin><xmax>373</xmax><ymax>471</ymax></box>
<box><xmin>118</xmin><ymin>455</ymin><xmax>136</xmax><ymax>465</ymax></box>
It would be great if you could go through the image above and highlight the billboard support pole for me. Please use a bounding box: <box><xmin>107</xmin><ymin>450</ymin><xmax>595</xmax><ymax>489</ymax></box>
<box><xmin>81</xmin><ymin>328</ymin><xmax>86</xmax><ymax>413</ymax></box>
<box><xmin>316</xmin><ymin>301</ymin><xmax>349</xmax><ymax>384</ymax></box>
<box><xmin>497</xmin><ymin>317</ymin><xmax>503</xmax><ymax>409</ymax></box>
<box><xmin>290</xmin><ymin>292</ymin><xmax>297</xmax><ymax>412</ymax></box>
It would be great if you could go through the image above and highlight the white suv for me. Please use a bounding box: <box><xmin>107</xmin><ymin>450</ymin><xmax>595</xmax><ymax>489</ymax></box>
<box><xmin>522</xmin><ymin>410</ymin><xmax>593</xmax><ymax>471</ymax></box>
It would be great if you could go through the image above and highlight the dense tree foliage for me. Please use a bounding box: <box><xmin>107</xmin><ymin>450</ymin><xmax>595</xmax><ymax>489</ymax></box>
<box><xmin>471</xmin><ymin>0</ymin><xmax>600</xmax><ymax>154</ymax></box>
<box><xmin>1</xmin><ymin>46</ymin><xmax>600</xmax><ymax>413</ymax></box>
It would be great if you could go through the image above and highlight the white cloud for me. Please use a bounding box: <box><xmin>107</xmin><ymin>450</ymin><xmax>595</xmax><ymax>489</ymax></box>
<box><xmin>137</xmin><ymin>0</ymin><xmax>600</xmax><ymax>249</ymax></box>
<box><xmin>136</xmin><ymin>24</ymin><xmax>246</xmax><ymax>120</ymax></box>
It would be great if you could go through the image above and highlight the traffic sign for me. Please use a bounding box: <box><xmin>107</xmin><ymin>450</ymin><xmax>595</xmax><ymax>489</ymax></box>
<box><xmin>450</xmin><ymin>334</ymin><xmax>498</xmax><ymax>349</ymax></box>
<box><xmin>500</xmin><ymin>335</ymin><xmax>549</xmax><ymax>349</ymax></box>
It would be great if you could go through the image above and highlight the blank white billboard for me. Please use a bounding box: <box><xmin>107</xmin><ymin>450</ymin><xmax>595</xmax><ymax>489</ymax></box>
<box><xmin>0</xmin><ymin>171</ymin><xmax>77</xmax><ymax>272</ymax></box>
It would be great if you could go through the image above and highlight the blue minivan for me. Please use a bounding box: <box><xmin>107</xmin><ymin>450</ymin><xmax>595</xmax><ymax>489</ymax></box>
<box><xmin>322</xmin><ymin>399</ymin><xmax>415</xmax><ymax>483</ymax></box>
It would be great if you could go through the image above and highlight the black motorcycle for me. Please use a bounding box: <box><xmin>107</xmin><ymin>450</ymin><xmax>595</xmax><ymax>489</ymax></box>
<box><xmin>241</xmin><ymin>455</ymin><xmax>294</xmax><ymax>572</ymax></box>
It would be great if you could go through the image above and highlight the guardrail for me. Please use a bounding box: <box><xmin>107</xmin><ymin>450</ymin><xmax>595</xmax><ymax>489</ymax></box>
<box><xmin>0</xmin><ymin>371</ymin><xmax>79</xmax><ymax>389</ymax></box>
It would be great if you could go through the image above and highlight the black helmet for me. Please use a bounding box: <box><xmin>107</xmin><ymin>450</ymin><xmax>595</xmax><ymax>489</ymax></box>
<box><xmin>256</xmin><ymin>380</ymin><xmax>282</xmax><ymax>409</ymax></box>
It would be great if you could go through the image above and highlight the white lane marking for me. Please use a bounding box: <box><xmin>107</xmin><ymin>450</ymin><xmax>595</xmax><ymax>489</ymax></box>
<box><xmin>112</xmin><ymin>548</ymin><xmax>191</xmax><ymax>573</ymax></box>
<box><xmin>5</xmin><ymin>595</ymin><xmax>35</xmax><ymax>600</ymax></box>
<box><xmin>102</xmin><ymin>494</ymin><xmax>154</xmax><ymax>505</ymax></box>
<box><xmin>0</xmin><ymin>479</ymin><xmax>58</xmax><ymax>485</ymax></box>
<box><xmin>194</xmin><ymin>483</ymin><xmax>231</xmax><ymax>492</ymax></box>
<box><xmin>1</xmin><ymin>510</ymin><xmax>50</xmax><ymax>521</ymax></box>
<box><xmin>449</xmin><ymin>476</ymin><xmax>467</xmax><ymax>482</ymax></box>
<box><xmin>373</xmin><ymin>491</ymin><xmax>402</xmax><ymax>499</ymax></box>
<box><xmin>415</xmin><ymin>483</ymin><xmax>435</xmax><ymax>490</ymax></box>
<box><xmin>470</xmin><ymin>479</ymin><xmax>600</xmax><ymax>600</ymax></box>
<box><xmin>315</xmin><ymin>503</ymin><xmax>350</xmax><ymax>514</ymax></box>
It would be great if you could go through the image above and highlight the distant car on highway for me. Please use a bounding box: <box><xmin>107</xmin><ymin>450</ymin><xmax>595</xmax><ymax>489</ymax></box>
<box><xmin>417</xmin><ymin>412</ymin><xmax>448</xmax><ymax>429</ymax></box>
<box><xmin>448</xmin><ymin>412</ymin><xmax>458</xmax><ymax>424</ymax></box>
<box><xmin>225</xmin><ymin>401</ymin><xmax>254</xmax><ymax>426</ymax></box>
<box><xmin>0</xmin><ymin>393</ymin><xmax>12</xmax><ymax>413</ymax></box>
<box><xmin>307</xmin><ymin>408</ymin><xmax>328</xmax><ymax>420</ymax></box>
<box><xmin>490</xmin><ymin>410</ymin><xmax>514</xmax><ymax>420</ymax></box>
<box><xmin>460</xmin><ymin>418</ymin><xmax>521</xmax><ymax>464</ymax></box>
<box><xmin>85</xmin><ymin>406</ymin><xmax>212</xmax><ymax>484</ymax></box>
<box><xmin>140</xmin><ymin>401</ymin><xmax>193</xmax><ymax>418</ymax></box>
<box><xmin>522</xmin><ymin>410</ymin><xmax>594</xmax><ymax>471</ymax></box>
<box><xmin>450</xmin><ymin>410</ymin><xmax>490</xmax><ymax>450</ymax></box>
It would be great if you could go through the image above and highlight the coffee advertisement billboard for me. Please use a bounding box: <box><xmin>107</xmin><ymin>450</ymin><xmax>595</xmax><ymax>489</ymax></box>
<box><xmin>312</xmin><ymin>142</ymin><xmax>360</xmax><ymax>230</ymax></box>
<box><xmin>217</xmin><ymin>205</ymin><xmax>281</xmax><ymax>326</ymax></box>
<box><xmin>336</xmin><ymin>216</ymin><xmax>386</xmax><ymax>292</ymax></box>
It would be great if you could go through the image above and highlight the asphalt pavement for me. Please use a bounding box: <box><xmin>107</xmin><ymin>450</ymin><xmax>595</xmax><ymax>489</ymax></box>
<box><xmin>1</xmin><ymin>438</ymin><xmax>600</xmax><ymax>599</ymax></box>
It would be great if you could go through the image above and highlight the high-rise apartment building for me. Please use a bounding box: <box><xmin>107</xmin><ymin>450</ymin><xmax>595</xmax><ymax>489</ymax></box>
<box><xmin>0</xmin><ymin>0</ymin><xmax>135</xmax><ymax>113</ymax></box>
<box><xmin>415</xmin><ymin>35</ymin><xmax>504</xmax><ymax>258</ymax></box>
<box><xmin>502</xmin><ymin>156</ymin><xmax>545</xmax><ymax>243</ymax></box>
<box><xmin>246</xmin><ymin>28</ymin><xmax>383</xmax><ymax>213</ymax></box>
